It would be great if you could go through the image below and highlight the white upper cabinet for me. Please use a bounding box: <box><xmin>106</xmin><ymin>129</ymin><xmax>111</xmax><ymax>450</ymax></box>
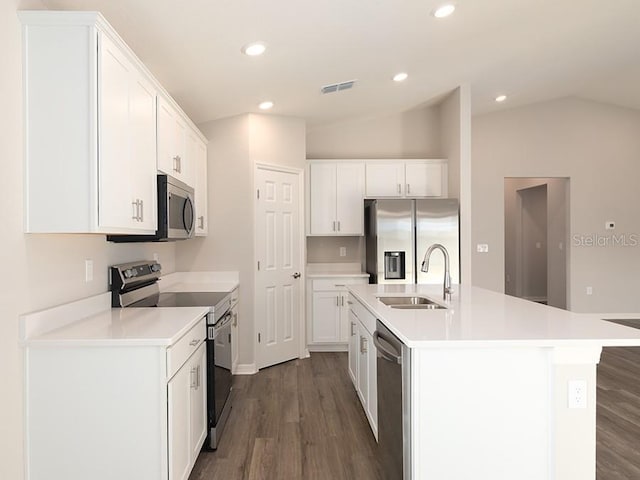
<box><xmin>190</xmin><ymin>132</ymin><xmax>208</xmax><ymax>236</ymax></box>
<box><xmin>158</xmin><ymin>96</ymin><xmax>191</xmax><ymax>186</ymax></box>
<box><xmin>99</xmin><ymin>34</ymin><xmax>157</xmax><ymax>232</ymax></box>
<box><xmin>19</xmin><ymin>11</ymin><xmax>206</xmax><ymax>235</ymax></box>
<box><xmin>365</xmin><ymin>159</ymin><xmax>448</xmax><ymax>198</ymax></box>
<box><xmin>309</xmin><ymin>161</ymin><xmax>365</xmax><ymax>235</ymax></box>
<box><xmin>365</xmin><ymin>162</ymin><xmax>405</xmax><ymax>197</ymax></box>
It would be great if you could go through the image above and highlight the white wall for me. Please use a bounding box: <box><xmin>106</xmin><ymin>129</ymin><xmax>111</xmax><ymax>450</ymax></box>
<box><xmin>176</xmin><ymin>113</ymin><xmax>306</xmax><ymax>369</ymax></box>
<box><xmin>2</xmin><ymin>2</ymin><xmax>177</xmax><ymax>476</ymax></box>
<box><xmin>306</xmin><ymin>106</ymin><xmax>442</xmax><ymax>159</ymax></box>
<box><xmin>440</xmin><ymin>86</ymin><xmax>472</xmax><ymax>284</ymax></box>
<box><xmin>472</xmin><ymin>97</ymin><xmax>640</xmax><ymax>313</ymax></box>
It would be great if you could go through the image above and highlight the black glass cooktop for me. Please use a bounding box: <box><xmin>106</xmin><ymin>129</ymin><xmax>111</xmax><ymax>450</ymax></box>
<box><xmin>156</xmin><ymin>291</ymin><xmax>229</xmax><ymax>309</ymax></box>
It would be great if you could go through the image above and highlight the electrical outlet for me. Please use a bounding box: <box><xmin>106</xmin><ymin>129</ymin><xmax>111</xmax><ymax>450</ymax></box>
<box><xmin>568</xmin><ymin>380</ymin><xmax>587</xmax><ymax>409</ymax></box>
<box><xmin>339</xmin><ymin>247</ymin><xmax>347</xmax><ymax>257</ymax></box>
<box><xmin>85</xmin><ymin>259</ymin><xmax>93</xmax><ymax>282</ymax></box>
<box><xmin>586</xmin><ymin>286</ymin><xmax>593</xmax><ymax>295</ymax></box>
<box><xmin>476</xmin><ymin>244</ymin><xmax>489</xmax><ymax>253</ymax></box>
<box><xmin>153</xmin><ymin>252</ymin><xmax>159</xmax><ymax>262</ymax></box>
<box><xmin>605</xmin><ymin>221</ymin><xmax>615</xmax><ymax>230</ymax></box>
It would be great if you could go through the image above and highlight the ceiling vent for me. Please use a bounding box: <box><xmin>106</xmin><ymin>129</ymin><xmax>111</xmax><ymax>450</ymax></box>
<box><xmin>321</xmin><ymin>80</ymin><xmax>356</xmax><ymax>95</ymax></box>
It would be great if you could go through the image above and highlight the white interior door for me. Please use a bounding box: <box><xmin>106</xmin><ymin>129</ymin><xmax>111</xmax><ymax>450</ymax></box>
<box><xmin>255</xmin><ymin>166</ymin><xmax>302</xmax><ymax>369</ymax></box>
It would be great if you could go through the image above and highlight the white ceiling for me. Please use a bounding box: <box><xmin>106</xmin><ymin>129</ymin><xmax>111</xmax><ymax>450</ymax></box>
<box><xmin>39</xmin><ymin>0</ymin><xmax>640</xmax><ymax>127</ymax></box>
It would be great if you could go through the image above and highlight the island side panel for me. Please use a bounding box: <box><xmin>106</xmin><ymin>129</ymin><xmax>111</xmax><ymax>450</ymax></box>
<box><xmin>551</xmin><ymin>346</ymin><xmax>601</xmax><ymax>480</ymax></box>
<box><xmin>411</xmin><ymin>347</ymin><xmax>550</xmax><ymax>480</ymax></box>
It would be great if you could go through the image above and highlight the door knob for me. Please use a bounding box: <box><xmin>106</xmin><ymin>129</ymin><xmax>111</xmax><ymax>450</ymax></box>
<box><xmin>292</xmin><ymin>272</ymin><xmax>301</xmax><ymax>279</ymax></box>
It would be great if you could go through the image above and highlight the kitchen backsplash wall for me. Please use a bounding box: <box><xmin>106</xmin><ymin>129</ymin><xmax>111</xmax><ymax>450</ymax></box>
<box><xmin>306</xmin><ymin>236</ymin><xmax>364</xmax><ymax>265</ymax></box>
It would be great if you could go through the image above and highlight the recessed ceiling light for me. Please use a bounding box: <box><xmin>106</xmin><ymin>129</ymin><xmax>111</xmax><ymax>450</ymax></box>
<box><xmin>495</xmin><ymin>95</ymin><xmax>507</xmax><ymax>103</ymax></box>
<box><xmin>258</xmin><ymin>101</ymin><xmax>274</xmax><ymax>110</ymax></box>
<box><xmin>432</xmin><ymin>3</ymin><xmax>456</xmax><ymax>18</ymax></box>
<box><xmin>242</xmin><ymin>42</ymin><xmax>266</xmax><ymax>56</ymax></box>
<box><xmin>393</xmin><ymin>72</ymin><xmax>409</xmax><ymax>82</ymax></box>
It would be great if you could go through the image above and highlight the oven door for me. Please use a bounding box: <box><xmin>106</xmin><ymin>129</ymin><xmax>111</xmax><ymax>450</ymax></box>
<box><xmin>208</xmin><ymin>311</ymin><xmax>233</xmax><ymax>438</ymax></box>
<box><xmin>167</xmin><ymin>179</ymin><xmax>195</xmax><ymax>239</ymax></box>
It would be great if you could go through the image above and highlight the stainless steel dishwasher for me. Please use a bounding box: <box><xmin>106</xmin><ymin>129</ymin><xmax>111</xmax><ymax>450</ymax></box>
<box><xmin>373</xmin><ymin>319</ymin><xmax>411</xmax><ymax>479</ymax></box>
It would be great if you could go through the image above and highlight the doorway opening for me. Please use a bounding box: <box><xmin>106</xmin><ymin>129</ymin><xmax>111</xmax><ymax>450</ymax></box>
<box><xmin>504</xmin><ymin>178</ymin><xmax>569</xmax><ymax>309</ymax></box>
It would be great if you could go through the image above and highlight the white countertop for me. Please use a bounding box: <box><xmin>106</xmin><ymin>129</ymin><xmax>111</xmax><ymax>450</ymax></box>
<box><xmin>348</xmin><ymin>284</ymin><xmax>640</xmax><ymax>348</ymax></box>
<box><xmin>306</xmin><ymin>262</ymin><xmax>369</xmax><ymax>278</ymax></box>
<box><xmin>24</xmin><ymin>306</ymin><xmax>209</xmax><ymax>347</ymax></box>
<box><xmin>20</xmin><ymin>292</ymin><xmax>210</xmax><ymax>347</ymax></box>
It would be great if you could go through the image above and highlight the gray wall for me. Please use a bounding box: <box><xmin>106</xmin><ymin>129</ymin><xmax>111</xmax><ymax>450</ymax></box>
<box><xmin>473</xmin><ymin>97</ymin><xmax>640</xmax><ymax>313</ymax></box>
<box><xmin>306</xmin><ymin>105</ymin><xmax>442</xmax><ymax>159</ymax></box>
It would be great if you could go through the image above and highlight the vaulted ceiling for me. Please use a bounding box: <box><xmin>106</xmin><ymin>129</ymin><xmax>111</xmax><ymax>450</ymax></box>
<box><xmin>39</xmin><ymin>0</ymin><xmax>640</xmax><ymax>126</ymax></box>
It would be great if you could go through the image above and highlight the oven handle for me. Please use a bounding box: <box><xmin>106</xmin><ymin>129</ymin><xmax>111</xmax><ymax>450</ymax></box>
<box><xmin>215</xmin><ymin>311</ymin><xmax>233</xmax><ymax>330</ymax></box>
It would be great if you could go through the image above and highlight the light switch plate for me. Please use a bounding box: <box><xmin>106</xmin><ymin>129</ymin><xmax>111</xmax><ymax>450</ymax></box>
<box><xmin>476</xmin><ymin>244</ymin><xmax>489</xmax><ymax>253</ymax></box>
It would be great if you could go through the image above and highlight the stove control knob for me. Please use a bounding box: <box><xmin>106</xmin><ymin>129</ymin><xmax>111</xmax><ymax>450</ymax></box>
<box><xmin>123</xmin><ymin>269</ymin><xmax>133</xmax><ymax>279</ymax></box>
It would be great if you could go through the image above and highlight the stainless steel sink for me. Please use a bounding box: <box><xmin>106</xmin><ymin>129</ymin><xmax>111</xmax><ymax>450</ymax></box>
<box><xmin>376</xmin><ymin>296</ymin><xmax>446</xmax><ymax>309</ymax></box>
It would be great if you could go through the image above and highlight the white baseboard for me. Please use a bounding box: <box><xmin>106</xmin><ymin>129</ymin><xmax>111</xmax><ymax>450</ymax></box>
<box><xmin>308</xmin><ymin>344</ymin><xmax>348</xmax><ymax>352</ymax></box>
<box><xmin>233</xmin><ymin>363</ymin><xmax>258</xmax><ymax>375</ymax></box>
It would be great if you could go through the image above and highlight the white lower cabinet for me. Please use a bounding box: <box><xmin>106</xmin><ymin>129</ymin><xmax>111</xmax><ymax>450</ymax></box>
<box><xmin>169</xmin><ymin>341</ymin><xmax>207</xmax><ymax>480</ymax></box>
<box><xmin>24</xmin><ymin>317</ymin><xmax>207</xmax><ymax>480</ymax></box>
<box><xmin>307</xmin><ymin>276</ymin><xmax>368</xmax><ymax>350</ymax></box>
<box><xmin>348</xmin><ymin>294</ymin><xmax>378</xmax><ymax>439</ymax></box>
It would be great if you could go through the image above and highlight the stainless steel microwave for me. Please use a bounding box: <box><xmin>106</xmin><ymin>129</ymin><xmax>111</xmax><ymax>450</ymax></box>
<box><xmin>108</xmin><ymin>174</ymin><xmax>195</xmax><ymax>242</ymax></box>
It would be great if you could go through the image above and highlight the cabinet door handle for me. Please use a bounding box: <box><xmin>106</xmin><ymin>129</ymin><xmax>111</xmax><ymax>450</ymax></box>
<box><xmin>407</xmin><ymin>183</ymin><xmax>411</xmax><ymax>194</ymax></box>
<box><xmin>397</xmin><ymin>183</ymin><xmax>401</xmax><ymax>194</ymax></box>
<box><xmin>190</xmin><ymin>367</ymin><xmax>197</xmax><ymax>389</ymax></box>
<box><xmin>139</xmin><ymin>200</ymin><xmax>144</xmax><ymax>222</ymax></box>
<box><xmin>173</xmin><ymin>155</ymin><xmax>181</xmax><ymax>173</ymax></box>
<box><xmin>341</xmin><ymin>295</ymin><xmax>345</xmax><ymax>306</ymax></box>
<box><xmin>189</xmin><ymin>339</ymin><xmax>199</xmax><ymax>346</ymax></box>
<box><xmin>337</xmin><ymin>221</ymin><xmax>341</xmax><ymax>231</ymax></box>
<box><xmin>196</xmin><ymin>365</ymin><xmax>201</xmax><ymax>389</ymax></box>
<box><xmin>332</xmin><ymin>220</ymin><xmax>336</xmax><ymax>231</ymax></box>
<box><xmin>132</xmin><ymin>200</ymin><xmax>138</xmax><ymax>221</ymax></box>
<box><xmin>351</xmin><ymin>322</ymin><xmax>356</xmax><ymax>336</ymax></box>
<box><xmin>336</xmin><ymin>295</ymin><xmax>340</xmax><ymax>307</ymax></box>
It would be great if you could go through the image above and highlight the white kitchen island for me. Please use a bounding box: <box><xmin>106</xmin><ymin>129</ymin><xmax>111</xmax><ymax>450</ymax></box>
<box><xmin>348</xmin><ymin>283</ymin><xmax>640</xmax><ymax>480</ymax></box>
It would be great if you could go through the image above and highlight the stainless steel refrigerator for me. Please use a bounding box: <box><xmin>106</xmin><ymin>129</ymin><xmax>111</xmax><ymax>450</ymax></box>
<box><xmin>365</xmin><ymin>199</ymin><xmax>459</xmax><ymax>284</ymax></box>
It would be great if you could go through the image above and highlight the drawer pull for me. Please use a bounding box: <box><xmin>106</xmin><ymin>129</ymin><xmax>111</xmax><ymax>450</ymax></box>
<box><xmin>189</xmin><ymin>339</ymin><xmax>199</xmax><ymax>346</ymax></box>
<box><xmin>334</xmin><ymin>284</ymin><xmax>346</xmax><ymax>287</ymax></box>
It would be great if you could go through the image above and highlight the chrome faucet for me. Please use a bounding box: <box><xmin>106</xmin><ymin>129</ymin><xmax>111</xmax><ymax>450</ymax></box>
<box><xmin>421</xmin><ymin>243</ymin><xmax>453</xmax><ymax>301</ymax></box>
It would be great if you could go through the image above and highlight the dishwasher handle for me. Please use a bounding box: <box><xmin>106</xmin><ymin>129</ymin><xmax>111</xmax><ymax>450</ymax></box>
<box><xmin>373</xmin><ymin>330</ymin><xmax>402</xmax><ymax>364</ymax></box>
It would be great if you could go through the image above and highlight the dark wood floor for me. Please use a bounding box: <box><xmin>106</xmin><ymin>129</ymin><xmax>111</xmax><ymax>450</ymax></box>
<box><xmin>189</xmin><ymin>352</ymin><xmax>384</xmax><ymax>480</ymax></box>
<box><xmin>597</xmin><ymin>347</ymin><xmax>640</xmax><ymax>480</ymax></box>
<box><xmin>191</xmin><ymin>349</ymin><xmax>640</xmax><ymax>480</ymax></box>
